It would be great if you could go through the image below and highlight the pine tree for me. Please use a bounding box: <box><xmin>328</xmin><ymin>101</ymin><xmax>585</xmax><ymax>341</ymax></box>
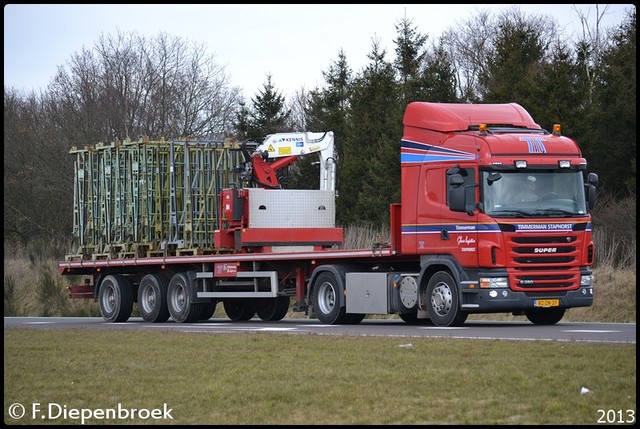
<box><xmin>393</xmin><ymin>16</ymin><xmax>428</xmax><ymax>104</ymax></box>
<box><xmin>585</xmin><ymin>9</ymin><xmax>636</xmax><ymax>193</ymax></box>
<box><xmin>290</xmin><ymin>50</ymin><xmax>354</xmax><ymax>190</ymax></box>
<box><xmin>340</xmin><ymin>39</ymin><xmax>402</xmax><ymax>226</ymax></box>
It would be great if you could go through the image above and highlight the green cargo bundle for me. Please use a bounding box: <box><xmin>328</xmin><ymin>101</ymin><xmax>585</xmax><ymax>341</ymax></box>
<box><xmin>67</xmin><ymin>137</ymin><xmax>247</xmax><ymax>260</ymax></box>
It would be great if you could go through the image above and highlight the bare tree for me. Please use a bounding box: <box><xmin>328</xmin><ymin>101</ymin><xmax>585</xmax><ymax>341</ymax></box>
<box><xmin>286</xmin><ymin>86</ymin><xmax>310</xmax><ymax>132</ymax></box>
<box><xmin>4</xmin><ymin>88</ymin><xmax>73</xmax><ymax>245</ymax></box>
<box><xmin>48</xmin><ymin>30</ymin><xmax>242</xmax><ymax>142</ymax></box>
<box><xmin>573</xmin><ymin>4</ymin><xmax>615</xmax><ymax>104</ymax></box>
<box><xmin>441</xmin><ymin>9</ymin><xmax>494</xmax><ymax>102</ymax></box>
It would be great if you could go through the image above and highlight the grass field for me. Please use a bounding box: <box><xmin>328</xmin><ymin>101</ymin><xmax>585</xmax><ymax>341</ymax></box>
<box><xmin>3</xmin><ymin>328</ymin><xmax>636</xmax><ymax>425</ymax></box>
<box><xmin>3</xmin><ymin>216</ymin><xmax>636</xmax><ymax>425</ymax></box>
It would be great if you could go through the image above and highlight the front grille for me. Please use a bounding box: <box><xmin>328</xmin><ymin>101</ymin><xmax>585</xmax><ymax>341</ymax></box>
<box><xmin>514</xmin><ymin>267</ymin><xmax>577</xmax><ymax>288</ymax></box>
<box><xmin>508</xmin><ymin>234</ymin><xmax>582</xmax><ymax>291</ymax></box>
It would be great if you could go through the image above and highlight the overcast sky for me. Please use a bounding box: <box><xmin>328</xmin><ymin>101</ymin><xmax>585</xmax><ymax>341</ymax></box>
<box><xmin>4</xmin><ymin>4</ymin><xmax>634</xmax><ymax>99</ymax></box>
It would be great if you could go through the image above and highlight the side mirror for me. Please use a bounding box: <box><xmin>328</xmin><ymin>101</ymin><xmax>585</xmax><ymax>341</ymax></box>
<box><xmin>585</xmin><ymin>172</ymin><xmax>598</xmax><ymax>211</ymax></box>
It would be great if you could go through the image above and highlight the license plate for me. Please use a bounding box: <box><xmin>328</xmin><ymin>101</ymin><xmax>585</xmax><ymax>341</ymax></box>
<box><xmin>535</xmin><ymin>299</ymin><xmax>560</xmax><ymax>307</ymax></box>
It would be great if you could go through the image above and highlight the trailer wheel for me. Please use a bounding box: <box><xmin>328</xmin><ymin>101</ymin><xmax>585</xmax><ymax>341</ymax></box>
<box><xmin>98</xmin><ymin>275</ymin><xmax>133</xmax><ymax>323</ymax></box>
<box><xmin>524</xmin><ymin>308</ymin><xmax>565</xmax><ymax>325</ymax></box>
<box><xmin>255</xmin><ymin>297</ymin><xmax>290</xmax><ymax>321</ymax></box>
<box><xmin>167</xmin><ymin>273</ymin><xmax>201</xmax><ymax>323</ymax></box>
<box><xmin>425</xmin><ymin>271</ymin><xmax>468</xmax><ymax>327</ymax></box>
<box><xmin>198</xmin><ymin>302</ymin><xmax>217</xmax><ymax>321</ymax></box>
<box><xmin>224</xmin><ymin>300</ymin><xmax>256</xmax><ymax>321</ymax></box>
<box><xmin>138</xmin><ymin>274</ymin><xmax>170</xmax><ymax>323</ymax></box>
<box><xmin>312</xmin><ymin>271</ymin><xmax>349</xmax><ymax>324</ymax></box>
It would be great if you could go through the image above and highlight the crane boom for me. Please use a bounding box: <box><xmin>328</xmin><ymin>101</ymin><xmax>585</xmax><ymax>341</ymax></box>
<box><xmin>252</xmin><ymin>131</ymin><xmax>336</xmax><ymax>191</ymax></box>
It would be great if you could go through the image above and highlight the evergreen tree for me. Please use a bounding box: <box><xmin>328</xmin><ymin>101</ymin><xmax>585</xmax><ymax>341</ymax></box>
<box><xmin>290</xmin><ymin>50</ymin><xmax>354</xmax><ymax>190</ymax></box>
<box><xmin>584</xmin><ymin>9</ymin><xmax>636</xmax><ymax>193</ymax></box>
<box><xmin>480</xmin><ymin>10</ymin><xmax>549</xmax><ymax>106</ymax></box>
<box><xmin>340</xmin><ymin>39</ymin><xmax>402</xmax><ymax>226</ymax></box>
<box><xmin>421</xmin><ymin>40</ymin><xmax>459</xmax><ymax>102</ymax></box>
<box><xmin>393</xmin><ymin>16</ymin><xmax>428</xmax><ymax>103</ymax></box>
<box><xmin>529</xmin><ymin>40</ymin><xmax>584</xmax><ymax>134</ymax></box>
<box><xmin>240</xmin><ymin>74</ymin><xmax>291</xmax><ymax>140</ymax></box>
<box><xmin>234</xmin><ymin>100</ymin><xmax>252</xmax><ymax>141</ymax></box>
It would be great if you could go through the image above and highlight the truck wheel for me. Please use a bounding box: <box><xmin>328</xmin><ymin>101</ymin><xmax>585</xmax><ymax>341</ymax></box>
<box><xmin>198</xmin><ymin>302</ymin><xmax>217</xmax><ymax>321</ymax></box>
<box><xmin>425</xmin><ymin>271</ymin><xmax>468</xmax><ymax>327</ymax></box>
<box><xmin>312</xmin><ymin>271</ymin><xmax>348</xmax><ymax>324</ymax></box>
<box><xmin>255</xmin><ymin>297</ymin><xmax>290</xmax><ymax>321</ymax></box>
<box><xmin>138</xmin><ymin>274</ymin><xmax>170</xmax><ymax>323</ymax></box>
<box><xmin>224</xmin><ymin>299</ymin><xmax>256</xmax><ymax>321</ymax></box>
<box><xmin>98</xmin><ymin>275</ymin><xmax>133</xmax><ymax>323</ymax></box>
<box><xmin>167</xmin><ymin>273</ymin><xmax>201</xmax><ymax>323</ymax></box>
<box><xmin>524</xmin><ymin>308</ymin><xmax>565</xmax><ymax>325</ymax></box>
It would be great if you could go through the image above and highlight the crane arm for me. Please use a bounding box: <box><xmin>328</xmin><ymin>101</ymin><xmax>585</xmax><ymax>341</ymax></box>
<box><xmin>251</xmin><ymin>131</ymin><xmax>336</xmax><ymax>191</ymax></box>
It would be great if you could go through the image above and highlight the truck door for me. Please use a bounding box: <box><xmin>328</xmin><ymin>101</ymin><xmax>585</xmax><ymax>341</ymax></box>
<box><xmin>441</xmin><ymin>165</ymin><xmax>479</xmax><ymax>266</ymax></box>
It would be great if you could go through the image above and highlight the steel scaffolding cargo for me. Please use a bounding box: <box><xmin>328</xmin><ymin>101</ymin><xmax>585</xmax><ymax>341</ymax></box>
<box><xmin>67</xmin><ymin>137</ymin><xmax>247</xmax><ymax>260</ymax></box>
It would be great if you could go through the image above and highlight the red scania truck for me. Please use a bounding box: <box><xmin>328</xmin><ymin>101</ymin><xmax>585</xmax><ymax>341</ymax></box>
<box><xmin>59</xmin><ymin>102</ymin><xmax>598</xmax><ymax>327</ymax></box>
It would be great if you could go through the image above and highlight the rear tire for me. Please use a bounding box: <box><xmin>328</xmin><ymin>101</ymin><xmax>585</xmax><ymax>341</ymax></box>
<box><xmin>525</xmin><ymin>308</ymin><xmax>565</xmax><ymax>325</ymax></box>
<box><xmin>138</xmin><ymin>273</ymin><xmax>170</xmax><ymax>323</ymax></box>
<box><xmin>167</xmin><ymin>273</ymin><xmax>201</xmax><ymax>323</ymax></box>
<box><xmin>98</xmin><ymin>275</ymin><xmax>133</xmax><ymax>323</ymax></box>
<box><xmin>198</xmin><ymin>302</ymin><xmax>217</xmax><ymax>321</ymax></box>
<box><xmin>224</xmin><ymin>299</ymin><xmax>256</xmax><ymax>321</ymax></box>
<box><xmin>255</xmin><ymin>297</ymin><xmax>290</xmax><ymax>321</ymax></box>
<box><xmin>312</xmin><ymin>271</ymin><xmax>349</xmax><ymax>324</ymax></box>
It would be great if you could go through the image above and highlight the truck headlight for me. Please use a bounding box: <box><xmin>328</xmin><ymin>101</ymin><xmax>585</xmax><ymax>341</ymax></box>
<box><xmin>580</xmin><ymin>275</ymin><xmax>593</xmax><ymax>286</ymax></box>
<box><xmin>479</xmin><ymin>277</ymin><xmax>508</xmax><ymax>288</ymax></box>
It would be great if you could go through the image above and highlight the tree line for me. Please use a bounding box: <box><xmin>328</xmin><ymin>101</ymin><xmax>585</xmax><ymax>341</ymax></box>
<box><xmin>3</xmin><ymin>5</ymin><xmax>636</xmax><ymax>247</ymax></box>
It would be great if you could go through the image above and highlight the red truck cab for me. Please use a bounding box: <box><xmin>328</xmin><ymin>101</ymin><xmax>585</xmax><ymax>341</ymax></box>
<box><xmin>396</xmin><ymin>102</ymin><xmax>597</xmax><ymax>325</ymax></box>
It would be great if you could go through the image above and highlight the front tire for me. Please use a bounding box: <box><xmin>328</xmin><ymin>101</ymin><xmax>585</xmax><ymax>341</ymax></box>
<box><xmin>425</xmin><ymin>271</ymin><xmax>468</xmax><ymax>327</ymax></box>
<box><xmin>138</xmin><ymin>273</ymin><xmax>170</xmax><ymax>323</ymax></box>
<box><xmin>525</xmin><ymin>308</ymin><xmax>565</xmax><ymax>325</ymax></box>
<box><xmin>312</xmin><ymin>271</ymin><xmax>349</xmax><ymax>324</ymax></box>
<box><xmin>98</xmin><ymin>275</ymin><xmax>133</xmax><ymax>323</ymax></box>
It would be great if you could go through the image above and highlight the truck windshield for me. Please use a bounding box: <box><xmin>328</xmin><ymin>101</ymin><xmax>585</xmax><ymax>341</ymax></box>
<box><xmin>481</xmin><ymin>170</ymin><xmax>588</xmax><ymax>217</ymax></box>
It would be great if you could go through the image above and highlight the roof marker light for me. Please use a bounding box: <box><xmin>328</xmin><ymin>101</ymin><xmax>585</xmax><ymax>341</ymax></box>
<box><xmin>553</xmin><ymin>124</ymin><xmax>561</xmax><ymax>136</ymax></box>
<box><xmin>479</xmin><ymin>124</ymin><xmax>487</xmax><ymax>135</ymax></box>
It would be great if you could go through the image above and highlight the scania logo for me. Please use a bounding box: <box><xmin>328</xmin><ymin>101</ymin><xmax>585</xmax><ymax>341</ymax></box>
<box><xmin>534</xmin><ymin>248</ymin><xmax>557</xmax><ymax>253</ymax></box>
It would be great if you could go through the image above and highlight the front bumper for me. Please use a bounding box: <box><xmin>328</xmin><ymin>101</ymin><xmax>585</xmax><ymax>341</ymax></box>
<box><xmin>460</xmin><ymin>285</ymin><xmax>594</xmax><ymax>313</ymax></box>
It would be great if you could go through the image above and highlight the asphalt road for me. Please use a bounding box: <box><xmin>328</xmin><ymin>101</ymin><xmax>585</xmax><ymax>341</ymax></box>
<box><xmin>4</xmin><ymin>317</ymin><xmax>635</xmax><ymax>344</ymax></box>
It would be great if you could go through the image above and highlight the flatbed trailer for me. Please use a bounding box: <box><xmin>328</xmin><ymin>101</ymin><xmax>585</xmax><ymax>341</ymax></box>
<box><xmin>60</xmin><ymin>102</ymin><xmax>598</xmax><ymax>327</ymax></box>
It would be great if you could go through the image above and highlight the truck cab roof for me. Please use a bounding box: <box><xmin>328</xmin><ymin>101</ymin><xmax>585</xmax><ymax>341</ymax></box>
<box><xmin>404</xmin><ymin>101</ymin><xmax>541</xmax><ymax>132</ymax></box>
